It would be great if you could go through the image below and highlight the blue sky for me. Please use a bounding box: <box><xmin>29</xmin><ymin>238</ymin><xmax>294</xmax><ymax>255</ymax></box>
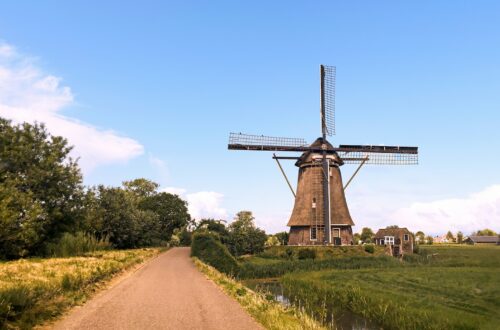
<box><xmin>1</xmin><ymin>1</ymin><xmax>499</xmax><ymax>234</ymax></box>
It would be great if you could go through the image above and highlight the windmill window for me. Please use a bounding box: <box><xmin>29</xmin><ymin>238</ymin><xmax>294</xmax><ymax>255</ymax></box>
<box><xmin>312</xmin><ymin>198</ymin><xmax>317</xmax><ymax>209</ymax></box>
<box><xmin>404</xmin><ymin>234</ymin><xmax>409</xmax><ymax>241</ymax></box>
<box><xmin>310</xmin><ymin>227</ymin><xmax>317</xmax><ymax>241</ymax></box>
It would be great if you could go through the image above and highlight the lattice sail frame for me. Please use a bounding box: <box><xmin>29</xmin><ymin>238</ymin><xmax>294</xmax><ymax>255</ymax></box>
<box><xmin>228</xmin><ymin>133</ymin><xmax>308</xmax><ymax>150</ymax></box>
<box><xmin>337</xmin><ymin>145</ymin><xmax>419</xmax><ymax>165</ymax></box>
<box><xmin>323</xmin><ymin>65</ymin><xmax>336</xmax><ymax>136</ymax></box>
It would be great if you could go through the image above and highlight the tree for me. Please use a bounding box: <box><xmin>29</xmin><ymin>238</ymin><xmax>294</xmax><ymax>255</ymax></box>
<box><xmin>227</xmin><ymin>211</ymin><xmax>267</xmax><ymax>256</ymax></box>
<box><xmin>265</xmin><ymin>235</ymin><xmax>280</xmax><ymax>247</ymax></box>
<box><xmin>457</xmin><ymin>231</ymin><xmax>464</xmax><ymax>244</ymax></box>
<box><xmin>123</xmin><ymin>178</ymin><xmax>159</xmax><ymax>198</ymax></box>
<box><xmin>415</xmin><ymin>231</ymin><xmax>425</xmax><ymax>243</ymax></box>
<box><xmin>446</xmin><ymin>231</ymin><xmax>455</xmax><ymax>242</ymax></box>
<box><xmin>425</xmin><ymin>236</ymin><xmax>434</xmax><ymax>245</ymax></box>
<box><xmin>139</xmin><ymin>192</ymin><xmax>190</xmax><ymax>241</ymax></box>
<box><xmin>386</xmin><ymin>225</ymin><xmax>399</xmax><ymax>229</ymax></box>
<box><xmin>0</xmin><ymin>118</ymin><xmax>83</xmax><ymax>258</ymax></box>
<box><xmin>274</xmin><ymin>231</ymin><xmax>289</xmax><ymax>246</ymax></box>
<box><xmin>360</xmin><ymin>227</ymin><xmax>375</xmax><ymax>243</ymax></box>
<box><xmin>475</xmin><ymin>229</ymin><xmax>497</xmax><ymax>236</ymax></box>
<box><xmin>353</xmin><ymin>233</ymin><xmax>361</xmax><ymax>245</ymax></box>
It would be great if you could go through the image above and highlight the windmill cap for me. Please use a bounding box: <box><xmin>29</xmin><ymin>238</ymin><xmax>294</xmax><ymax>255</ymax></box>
<box><xmin>295</xmin><ymin>137</ymin><xmax>343</xmax><ymax>167</ymax></box>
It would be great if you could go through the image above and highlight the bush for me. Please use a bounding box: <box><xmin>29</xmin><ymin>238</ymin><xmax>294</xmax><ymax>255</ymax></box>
<box><xmin>191</xmin><ymin>232</ymin><xmax>239</xmax><ymax>275</ymax></box>
<box><xmin>297</xmin><ymin>248</ymin><xmax>316</xmax><ymax>260</ymax></box>
<box><xmin>45</xmin><ymin>232</ymin><xmax>110</xmax><ymax>257</ymax></box>
<box><xmin>364</xmin><ymin>244</ymin><xmax>375</xmax><ymax>254</ymax></box>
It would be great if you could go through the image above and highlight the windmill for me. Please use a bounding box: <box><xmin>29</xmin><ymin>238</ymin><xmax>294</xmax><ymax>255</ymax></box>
<box><xmin>228</xmin><ymin>65</ymin><xmax>418</xmax><ymax>245</ymax></box>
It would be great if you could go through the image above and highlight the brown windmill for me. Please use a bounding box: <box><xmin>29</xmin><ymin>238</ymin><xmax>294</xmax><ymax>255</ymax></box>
<box><xmin>228</xmin><ymin>65</ymin><xmax>418</xmax><ymax>245</ymax></box>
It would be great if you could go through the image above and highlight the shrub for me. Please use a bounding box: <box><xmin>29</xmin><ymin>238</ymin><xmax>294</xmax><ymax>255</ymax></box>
<box><xmin>297</xmin><ymin>248</ymin><xmax>316</xmax><ymax>260</ymax></box>
<box><xmin>364</xmin><ymin>244</ymin><xmax>375</xmax><ymax>254</ymax></box>
<box><xmin>191</xmin><ymin>232</ymin><xmax>239</xmax><ymax>275</ymax></box>
<box><xmin>45</xmin><ymin>232</ymin><xmax>110</xmax><ymax>258</ymax></box>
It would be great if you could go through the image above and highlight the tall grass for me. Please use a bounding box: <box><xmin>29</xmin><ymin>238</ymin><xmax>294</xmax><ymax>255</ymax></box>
<box><xmin>44</xmin><ymin>232</ymin><xmax>111</xmax><ymax>258</ymax></box>
<box><xmin>238</xmin><ymin>255</ymin><xmax>400</xmax><ymax>279</ymax></box>
<box><xmin>0</xmin><ymin>248</ymin><xmax>161</xmax><ymax>329</ymax></box>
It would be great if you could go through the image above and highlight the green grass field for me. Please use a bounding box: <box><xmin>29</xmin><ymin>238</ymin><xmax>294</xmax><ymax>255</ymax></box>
<box><xmin>0</xmin><ymin>248</ymin><xmax>162</xmax><ymax>329</ymax></box>
<box><xmin>278</xmin><ymin>245</ymin><xmax>500</xmax><ymax>329</ymax></box>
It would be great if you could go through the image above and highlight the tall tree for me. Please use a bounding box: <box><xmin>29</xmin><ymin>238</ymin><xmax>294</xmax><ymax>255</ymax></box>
<box><xmin>360</xmin><ymin>227</ymin><xmax>375</xmax><ymax>243</ymax></box>
<box><xmin>446</xmin><ymin>231</ymin><xmax>455</xmax><ymax>242</ymax></box>
<box><xmin>457</xmin><ymin>231</ymin><xmax>464</xmax><ymax>244</ymax></box>
<box><xmin>475</xmin><ymin>229</ymin><xmax>497</xmax><ymax>236</ymax></box>
<box><xmin>0</xmin><ymin>118</ymin><xmax>83</xmax><ymax>258</ymax></box>
<box><xmin>227</xmin><ymin>211</ymin><xmax>267</xmax><ymax>256</ymax></box>
<box><xmin>415</xmin><ymin>231</ymin><xmax>425</xmax><ymax>243</ymax></box>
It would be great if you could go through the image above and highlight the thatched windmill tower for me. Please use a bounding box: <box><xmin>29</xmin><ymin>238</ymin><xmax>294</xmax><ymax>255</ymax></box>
<box><xmin>228</xmin><ymin>65</ymin><xmax>418</xmax><ymax>245</ymax></box>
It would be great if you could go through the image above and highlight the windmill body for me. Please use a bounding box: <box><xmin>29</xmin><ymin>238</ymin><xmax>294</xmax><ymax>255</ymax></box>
<box><xmin>228</xmin><ymin>65</ymin><xmax>418</xmax><ymax>246</ymax></box>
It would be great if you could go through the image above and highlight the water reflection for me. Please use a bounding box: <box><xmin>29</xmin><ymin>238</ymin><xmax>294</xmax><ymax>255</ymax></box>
<box><xmin>245</xmin><ymin>279</ymin><xmax>379</xmax><ymax>330</ymax></box>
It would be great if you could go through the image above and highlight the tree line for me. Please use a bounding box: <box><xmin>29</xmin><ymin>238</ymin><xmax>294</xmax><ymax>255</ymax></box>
<box><xmin>0</xmin><ymin>118</ymin><xmax>190</xmax><ymax>259</ymax></box>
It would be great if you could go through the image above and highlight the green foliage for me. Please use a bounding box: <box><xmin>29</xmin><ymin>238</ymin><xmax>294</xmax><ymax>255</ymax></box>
<box><xmin>297</xmin><ymin>249</ymin><xmax>316</xmax><ymax>260</ymax></box>
<box><xmin>44</xmin><ymin>232</ymin><xmax>110</xmax><ymax>257</ymax></box>
<box><xmin>353</xmin><ymin>233</ymin><xmax>361</xmax><ymax>245</ymax></box>
<box><xmin>456</xmin><ymin>231</ymin><xmax>463</xmax><ymax>244</ymax></box>
<box><xmin>265</xmin><ymin>235</ymin><xmax>281</xmax><ymax>247</ymax></box>
<box><xmin>415</xmin><ymin>231</ymin><xmax>425</xmax><ymax>243</ymax></box>
<box><xmin>364</xmin><ymin>244</ymin><xmax>375</xmax><ymax>254</ymax></box>
<box><xmin>238</xmin><ymin>256</ymin><xmax>399</xmax><ymax>279</ymax></box>
<box><xmin>274</xmin><ymin>232</ymin><xmax>289</xmax><ymax>246</ymax></box>
<box><xmin>196</xmin><ymin>219</ymin><xmax>230</xmax><ymax>243</ymax></box>
<box><xmin>360</xmin><ymin>227</ymin><xmax>374</xmax><ymax>243</ymax></box>
<box><xmin>0</xmin><ymin>118</ymin><xmax>83</xmax><ymax>259</ymax></box>
<box><xmin>227</xmin><ymin>211</ymin><xmax>267</xmax><ymax>256</ymax></box>
<box><xmin>425</xmin><ymin>235</ymin><xmax>434</xmax><ymax>245</ymax></box>
<box><xmin>191</xmin><ymin>232</ymin><xmax>239</xmax><ymax>275</ymax></box>
<box><xmin>475</xmin><ymin>228</ymin><xmax>497</xmax><ymax>236</ymax></box>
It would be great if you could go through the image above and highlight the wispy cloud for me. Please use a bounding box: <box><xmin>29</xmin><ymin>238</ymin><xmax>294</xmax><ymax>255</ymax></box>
<box><xmin>0</xmin><ymin>42</ymin><xmax>144</xmax><ymax>173</ymax></box>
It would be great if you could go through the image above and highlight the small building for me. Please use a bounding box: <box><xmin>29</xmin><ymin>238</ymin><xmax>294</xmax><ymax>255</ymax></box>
<box><xmin>463</xmin><ymin>236</ymin><xmax>499</xmax><ymax>245</ymax></box>
<box><xmin>374</xmin><ymin>227</ymin><xmax>413</xmax><ymax>257</ymax></box>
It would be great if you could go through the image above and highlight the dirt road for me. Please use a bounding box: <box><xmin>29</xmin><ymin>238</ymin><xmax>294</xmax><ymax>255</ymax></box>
<box><xmin>53</xmin><ymin>247</ymin><xmax>262</xmax><ymax>330</ymax></box>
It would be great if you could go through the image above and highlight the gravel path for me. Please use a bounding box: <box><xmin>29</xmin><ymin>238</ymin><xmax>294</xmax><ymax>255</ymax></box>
<box><xmin>53</xmin><ymin>247</ymin><xmax>262</xmax><ymax>330</ymax></box>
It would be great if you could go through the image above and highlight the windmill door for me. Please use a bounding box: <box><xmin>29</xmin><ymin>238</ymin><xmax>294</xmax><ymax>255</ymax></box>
<box><xmin>332</xmin><ymin>228</ymin><xmax>341</xmax><ymax>246</ymax></box>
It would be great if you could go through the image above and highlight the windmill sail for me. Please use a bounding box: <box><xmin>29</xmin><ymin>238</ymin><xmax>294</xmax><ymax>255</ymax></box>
<box><xmin>336</xmin><ymin>144</ymin><xmax>418</xmax><ymax>165</ymax></box>
<box><xmin>228</xmin><ymin>133</ymin><xmax>308</xmax><ymax>152</ymax></box>
<box><xmin>321</xmin><ymin>65</ymin><xmax>336</xmax><ymax>137</ymax></box>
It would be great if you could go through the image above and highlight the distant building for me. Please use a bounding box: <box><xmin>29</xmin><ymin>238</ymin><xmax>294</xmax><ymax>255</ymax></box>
<box><xmin>433</xmin><ymin>234</ymin><xmax>450</xmax><ymax>244</ymax></box>
<box><xmin>374</xmin><ymin>227</ymin><xmax>413</xmax><ymax>257</ymax></box>
<box><xmin>463</xmin><ymin>236</ymin><xmax>499</xmax><ymax>245</ymax></box>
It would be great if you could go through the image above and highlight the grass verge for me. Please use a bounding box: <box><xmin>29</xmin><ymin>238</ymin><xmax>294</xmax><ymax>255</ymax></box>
<box><xmin>192</xmin><ymin>257</ymin><xmax>326</xmax><ymax>330</ymax></box>
<box><xmin>0</xmin><ymin>248</ymin><xmax>163</xmax><ymax>329</ymax></box>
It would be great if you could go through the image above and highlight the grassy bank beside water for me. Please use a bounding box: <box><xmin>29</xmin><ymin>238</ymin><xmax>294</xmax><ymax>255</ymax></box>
<box><xmin>193</xmin><ymin>257</ymin><xmax>326</xmax><ymax>330</ymax></box>
<box><xmin>0</xmin><ymin>248</ymin><xmax>162</xmax><ymax>329</ymax></box>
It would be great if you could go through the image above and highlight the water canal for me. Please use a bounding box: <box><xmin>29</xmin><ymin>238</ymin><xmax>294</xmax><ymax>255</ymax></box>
<box><xmin>244</xmin><ymin>279</ymin><xmax>379</xmax><ymax>330</ymax></box>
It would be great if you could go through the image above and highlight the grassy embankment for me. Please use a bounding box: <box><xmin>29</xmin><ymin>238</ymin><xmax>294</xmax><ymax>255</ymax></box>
<box><xmin>193</xmin><ymin>257</ymin><xmax>326</xmax><ymax>330</ymax></box>
<box><xmin>281</xmin><ymin>245</ymin><xmax>500</xmax><ymax>329</ymax></box>
<box><xmin>0</xmin><ymin>248</ymin><xmax>163</xmax><ymax>329</ymax></box>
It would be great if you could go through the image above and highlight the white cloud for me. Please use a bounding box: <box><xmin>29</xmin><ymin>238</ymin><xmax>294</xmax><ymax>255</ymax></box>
<box><xmin>161</xmin><ymin>187</ymin><xmax>228</xmax><ymax>220</ymax></box>
<box><xmin>0</xmin><ymin>42</ymin><xmax>144</xmax><ymax>173</ymax></box>
<box><xmin>390</xmin><ymin>185</ymin><xmax>500</xmax><ymax>235</ymax></box>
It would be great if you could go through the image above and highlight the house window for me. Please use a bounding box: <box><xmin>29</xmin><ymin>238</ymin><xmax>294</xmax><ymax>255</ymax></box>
<box><xmin>404</xmin><ymin>234</ymin><xmax>409</xmax><ymax>241</ymax></box>
<box><xmin>380</xmin><ymin>239</ymin><xmax>384</xmax><ymax>245</ymax></box>
<box><xmin>384</xmin><ymin>236</ymin><xmax>395</xmax><ymax>245</ymax></box>
<box><xmin>310</xmin><ymin>227</ymin><xmax>317</xmax><ymax>241</ymax></box>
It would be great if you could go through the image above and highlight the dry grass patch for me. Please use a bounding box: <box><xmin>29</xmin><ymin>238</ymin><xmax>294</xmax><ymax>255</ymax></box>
<box><xmin>0</xmin><ymin>248</ymin><xmax>162</xmax><ymax>329</ymax></box>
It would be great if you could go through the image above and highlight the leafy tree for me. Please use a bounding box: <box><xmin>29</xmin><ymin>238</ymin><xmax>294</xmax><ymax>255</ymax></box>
<box><xmin>425</xmin><ymin>235</ymin><xmax>434</xmax><ymax>245</ymax></box>
<box><xmin>475</xmin><ymin>229</ymin><xmax>497</xmax><ymax>236</ymax></box>
<box><xmin>0</xmin><ymin>118</ymin><xmax>83</xmax><ymax>258</ymax></box>
<box><xmin>139</xmin><ymin>192</ymin><xmax>190</xmax><ymax>241</ymax></box>
<box><xmin>386</xmin><ymin>225</ymin><xmax>399</xmax><ymax>229</ymax></box>
<box><xmin>353</xmin><ymin>233</ymin><xmax>361</xmax><ymax>245</ymax></box>
<box><xmin>265</xmin><ymin>235</ymin><xmax>280</xmax><ymax>247</ymax></box>
<box><xmin>274</xmin><ymin>231</ymin><xmax>289</xmax><ymax>246</ymax></box>
<box><xmin>123</xmin><ymin>178</ymin><xmax>159</xmax><ymax>198</ymax></box>
<box><xmin>227</xmin><ymin>211</ymin><xmax>267</xmax><ymax>256</ymax></box>
<box><xmin>457</xmin><ymin>231</ymin><xmax>464</xmax><ymax>244</ymax></box>
<box><xmin>415</xmin><ymin>231</ymin><xmax>425</xmax><ymax>243</ymax></box>
<box><xmin>360</xmin><ymin>227</ymin><xmax>375</xmax><ymax>243</ymax></box>
<box><xmin>446</xmin><ymin>231</ymin><xmax>455</xmax><ymax>242</ymax></box>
